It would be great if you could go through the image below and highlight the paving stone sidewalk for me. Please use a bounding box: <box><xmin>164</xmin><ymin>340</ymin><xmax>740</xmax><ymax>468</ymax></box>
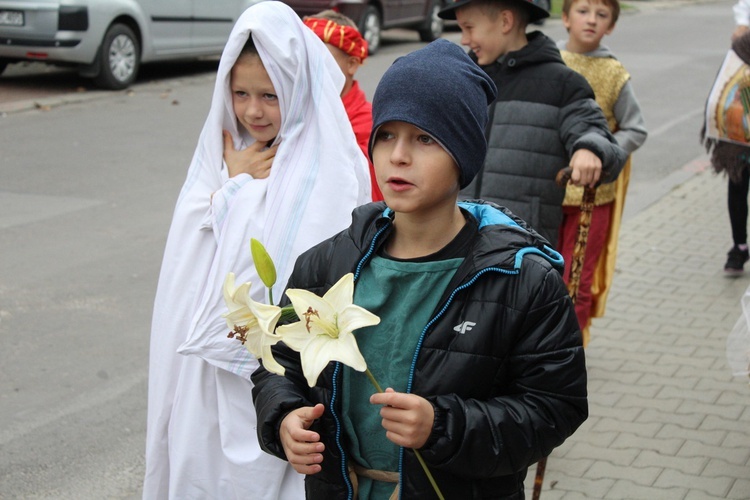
<box><xmin>525</xmin><ymin>161</ymin><xmax>750</xmax><ymax>499</ymax></box>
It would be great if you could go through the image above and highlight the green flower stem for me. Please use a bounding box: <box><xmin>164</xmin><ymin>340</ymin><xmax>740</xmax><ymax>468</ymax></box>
<box><xmin>279</xmin><ymin>305</ymin><xmax>298</xmax><ymax>323</ymax></box>
<box><xmin>414</xmin><ymin>449</ymin><xmax>444</xmax><ymax>500</ymax></box>
<box><xmin>365</xmin><ymin>368</ymin><xmax>383</xmax><ymax>394</ymax></box>
<box><xmin>365</xmin><ymin>370</ymin><xmax>445</xmax><ymax>500</ymax></box>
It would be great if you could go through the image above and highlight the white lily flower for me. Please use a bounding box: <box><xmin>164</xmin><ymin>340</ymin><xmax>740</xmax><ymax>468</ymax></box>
<box><xmin>222</xmin><ymin>272</ymin><xmax>286</xmax><ymax>376</ymax></box>
<box><xmin>276</xmin><ymin>273</ymin><xmax>380</xmax><ymax>387</ymax></box>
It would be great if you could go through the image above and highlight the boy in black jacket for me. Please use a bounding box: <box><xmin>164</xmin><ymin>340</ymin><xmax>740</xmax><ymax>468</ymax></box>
<box><xmin>439</xmin><ymin>0</ymin><xmax>627</xmax><ymax>248</ymax></box>
<box><xmin>252</xmin><ymin>39</ymin><xmax>587</xmax><ymax>499</ymax></box>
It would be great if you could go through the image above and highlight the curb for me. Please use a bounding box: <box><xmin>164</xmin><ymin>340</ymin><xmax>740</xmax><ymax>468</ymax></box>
<box><xmin>0</xmin><ymin>70</ymin><xmax>216</xmax><ymax>116</ymax></box>
<box><xmin>624</xmin><ymin>156</ymin><xmax>711</xmax><ymax>221</ymax></box>
<box><xmin>0</xmin><ymin>89</ymin><xmax>116</xmax><ymax>116</ymax></box>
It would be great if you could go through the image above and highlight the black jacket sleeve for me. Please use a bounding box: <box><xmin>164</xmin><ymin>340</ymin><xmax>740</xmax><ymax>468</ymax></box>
<box><xmin>251</xmin><ymin>341</ymin><xmax>312</xmax><ymax>460</ymax></box>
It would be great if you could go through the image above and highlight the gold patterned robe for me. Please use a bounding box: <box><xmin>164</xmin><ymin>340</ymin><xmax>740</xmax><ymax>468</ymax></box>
<box><xmin>560</xmin><ymin>51</ymin><xmax>632</xmax><ymax>344</ymax></box>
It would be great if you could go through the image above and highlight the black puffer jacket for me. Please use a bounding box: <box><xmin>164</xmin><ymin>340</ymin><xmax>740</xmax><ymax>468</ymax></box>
<box><xmin>252</xmin><ymin>201</ymin><xmax>588</xmax><ymax>499</ymax></box>
<box><xmin>461</xmin><ymin>32</ymin><xmax>627</xmax><ymax>247</ymax></box>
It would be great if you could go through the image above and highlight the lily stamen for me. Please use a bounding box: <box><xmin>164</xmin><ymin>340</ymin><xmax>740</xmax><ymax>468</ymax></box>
<box><xmin>228</xmin><ymin>324</ymin><xmax>249</xmax><ymax>344</ymax></box>
<box><xmin>303</xmin><ymin>307</ymin><xmax>318</xmax><ymax>332</ymax></box>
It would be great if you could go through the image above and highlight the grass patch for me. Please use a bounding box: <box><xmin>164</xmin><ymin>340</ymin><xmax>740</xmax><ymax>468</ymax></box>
<box><xmin>551</xmin><ymin>0</ymin><xmax>563</xmax><ymax>17</ymax></box>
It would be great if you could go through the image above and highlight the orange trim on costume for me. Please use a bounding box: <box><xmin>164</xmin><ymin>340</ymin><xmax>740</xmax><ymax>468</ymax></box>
<box><xmin>304</xmin><ymin>17</ymin><xmax>368</xmax><ymax>60</ymax></box>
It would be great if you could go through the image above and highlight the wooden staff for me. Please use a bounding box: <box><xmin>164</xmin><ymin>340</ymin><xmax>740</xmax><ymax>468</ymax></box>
<box><xmin>556</xmin><ymin>167</ymin><xmax>597</xmax><ymax>301</ymax></box>
<box><xmin>531</xmin><ymin>167</ymin><xmax>596</xmax><ymax>500</ymax></box>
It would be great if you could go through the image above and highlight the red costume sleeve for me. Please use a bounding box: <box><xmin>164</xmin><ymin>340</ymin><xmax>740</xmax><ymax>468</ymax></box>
<box><xmin>342</xmin><ymin>81</ymin><xmax>383</xmax><ymax>202</ymax></box>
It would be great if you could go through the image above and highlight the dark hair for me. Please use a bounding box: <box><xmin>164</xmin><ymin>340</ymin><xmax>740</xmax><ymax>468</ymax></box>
<box><xmin>562</xmin><ymin>0</ymin><xmax>620</xmax><ymax>24</ymax></box>
<box><xmin>240</xmin><ymin>35</ymin><xmax>259</xmax><ymax>57</ymax></box>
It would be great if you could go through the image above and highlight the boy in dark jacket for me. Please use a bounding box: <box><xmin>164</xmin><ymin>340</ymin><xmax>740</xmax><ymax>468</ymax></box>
<box><xmin>439</xmin><ymin>0</ymin><xmax>627</xmax><ymax>248</ymax></box>
<box><xmin>252</xmin><ymin>39</ymin><xmax>588</xmax><ymax>499</ymax></box>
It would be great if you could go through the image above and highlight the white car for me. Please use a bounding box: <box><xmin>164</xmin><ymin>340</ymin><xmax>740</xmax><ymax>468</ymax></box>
<box><xmin>0</xmin><ymin>0</ymin><xmax>255</xmax><ymax>89</ymax></box>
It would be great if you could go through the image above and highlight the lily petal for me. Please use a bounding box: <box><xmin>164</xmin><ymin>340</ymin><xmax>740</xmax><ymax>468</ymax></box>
<box><xmin>234</xmin><ymin>281</ymin><xmax>252</xmax><ymax>300</ymax></box>
<box><xmin>223</xmin><ymin>308</ymin><xmax>252</xmax><ymax>330</ymax></box>
<box><xmin>223</xmin><ymin>274</ymin><xmax>252</xmax><ymax>309</ymax></box>
<box><xmin>248</xmin><ymin>299</ymin><xmax>282</xmax><ymax>333</ymax></box>
<box><xmin>322</xmin><ymin>273</ymin><xmax>355</xmax><ymax>313</ymax></box>
<box><xmin>223</xmin><ymin>272</ymin><xmax>238</xmax><ymax>305</ymax></box>
<box><xmin>275</xmin><ymin>322</ymin><xmax>313</xmax><ymax>351</ymax></box>
<box><xmin>338</xmin><ymin>304</ymin><xmax>381</xmax><ymax>332</ymax></box>
<box><xmin>260</xmin><ymin>343</ymin><xmax>286</xmax><ymax>376</ymax></box>
<box><xmin>299</xmin><ymin>336</ymin><xmax>339</xmax><ymax>387</ymax></box>
<box><xmin>328</xmin><ymin>332</ymin><xmax>367</xmax><ymax>372</ymax></box>
<box><xmin>285</xmin><ymin>288</ymin><xmax>334</xmax><ymax>322</ymax></box>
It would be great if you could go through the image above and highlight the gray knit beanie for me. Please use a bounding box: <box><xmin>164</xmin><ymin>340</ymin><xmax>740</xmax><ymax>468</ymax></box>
<box><xmin>369</xmin><ymin>39</ymin><xmax>497</xmax><ymax>188</ymax></box>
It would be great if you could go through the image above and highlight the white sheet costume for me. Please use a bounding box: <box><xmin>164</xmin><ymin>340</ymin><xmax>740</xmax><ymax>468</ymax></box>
<box><xmin>728</xmin><ymin>287</ymin><xmax>750</xmax><ymax>381</ymax></box>
<box><xmin>142</xmin><ymin>3</ymin><xmax>371</xmax><ymax>498</ymax></box>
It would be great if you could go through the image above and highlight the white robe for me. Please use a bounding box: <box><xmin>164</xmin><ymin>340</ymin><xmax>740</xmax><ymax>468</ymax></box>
<box><xmin>142</xmin><ymin>3</ymin><xmax>371</xmax><ymax>498</ymax></box>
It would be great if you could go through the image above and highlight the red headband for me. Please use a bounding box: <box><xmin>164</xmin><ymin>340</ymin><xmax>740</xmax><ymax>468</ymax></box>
<box><xmin>303</xmin><ymin>17</ymin><xmax>368</xmax><ymax>60</ymax></box>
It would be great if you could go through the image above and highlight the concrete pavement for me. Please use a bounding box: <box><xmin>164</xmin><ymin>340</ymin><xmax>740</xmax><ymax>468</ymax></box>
<box><xmin>525</xmin><ymin>157</ymin><xmax>750</xmax><ymax>499</ymax></box>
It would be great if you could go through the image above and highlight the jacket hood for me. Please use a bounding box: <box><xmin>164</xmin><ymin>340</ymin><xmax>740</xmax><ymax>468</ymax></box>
<box><xmin>469</xmin><ymin>32</ymin><xmax>564</xmax><ymax>72</ymax></box>
<box><xmin>347</xmin><ymin>201</ymin><xmax>563</xmax><ymax>274</ymax></box>
<box><xmin>496</xmin><ymin>31</ymin><xmax>564</xmax><ymax>70</ymax></box>
<box><xmin>459</xmin><ymin>201</ymin><xmax>563</xmax><ymax>272</ymax></box>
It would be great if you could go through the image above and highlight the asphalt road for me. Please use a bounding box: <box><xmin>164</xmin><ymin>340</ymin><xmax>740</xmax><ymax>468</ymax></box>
<box><xmin>0</xmin><ymin>1</ymin><xmax>735</xmax><ymax>497</ymax></box>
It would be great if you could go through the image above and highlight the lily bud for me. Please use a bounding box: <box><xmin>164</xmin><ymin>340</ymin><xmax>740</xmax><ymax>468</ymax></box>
<box><xmin>251</xmin><ymin>238</ymin><xmax>277</xmax><ymax>289</ymax></box>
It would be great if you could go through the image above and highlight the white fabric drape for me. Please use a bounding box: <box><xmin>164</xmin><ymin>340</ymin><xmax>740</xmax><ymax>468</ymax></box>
<box><xmin>143</xmin><ymin>3</ymin><xmax>370</xmax><ymax>498</ymax></box>
<box><xmin>728</xmin><ymin>287</ymin><xmax>750</xmax><ymax>379</ymax></box>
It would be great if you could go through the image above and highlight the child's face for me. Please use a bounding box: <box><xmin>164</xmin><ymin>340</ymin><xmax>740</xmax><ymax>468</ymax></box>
<box><xmin>456</xmin><ymin>4</ymin><xmax>508</xmax><ymax>65</ymax></box>
<box><xmin>372</xmin><ymin>121</ymin><xmax>460</xmax><ymax>215</ymax></box>
<box><xmin>230</xmin><ymin>54</ymin><xmax>281</xmax><ymax>144</ymax></box>
<box><xmin>562</xmin><ymin>0</ymin><xmax>615</xmax><ymax>53</ymax></box>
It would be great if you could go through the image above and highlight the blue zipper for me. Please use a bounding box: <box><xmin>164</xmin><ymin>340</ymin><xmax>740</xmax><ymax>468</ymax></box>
<box><xmin>396</xmin><ymin>266</ymin><xmax>519</xmax><ymax>498</ymax></box>
<box><xmin>333</xmin><ymin>217</ymin><xmax>391</xmax><ymax>499</ymax></box>
<box><xmin>354</xmin><ymin>219</ymin><xmax>390</xmax><ymax>281</ymax></box>
<box><xmin>330</xmin><ymin>362</ymin><xmax>355</xmax><ymax>499</ymax></box>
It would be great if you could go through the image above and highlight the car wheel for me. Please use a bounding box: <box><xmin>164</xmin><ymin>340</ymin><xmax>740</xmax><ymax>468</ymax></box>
<box><xmin>359</xmin><ymin>6</ymin><xmax>382</xmax><ymax>56</ymax></box>
<box><xmin>93</xmin><ymin>23</ymin><xmax>140</xmax><ymax>90</ymax></box>
<box><xmin>418</xmin><ymin>0</ymin><xmax>444</xmax><ymax>42</ymax></box>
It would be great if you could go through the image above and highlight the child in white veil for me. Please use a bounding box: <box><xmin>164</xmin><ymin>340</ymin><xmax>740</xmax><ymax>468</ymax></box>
<box><xmin>143</xmin><ymin>3</ymin><xmax>371</xmax><ymax>498</ymax></box>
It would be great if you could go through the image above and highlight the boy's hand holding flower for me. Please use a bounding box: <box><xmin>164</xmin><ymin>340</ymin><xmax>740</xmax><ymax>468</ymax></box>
<box><xmin>371</xmin><ymin>388</ymin><xmax>435</xmax><ymax>449</ymax></box>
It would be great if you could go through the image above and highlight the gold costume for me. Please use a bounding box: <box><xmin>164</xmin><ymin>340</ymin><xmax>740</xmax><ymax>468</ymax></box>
<box><xmin>560</xmin><ymin>51</ymin><xmax>632</xmax><ymax>345</ymax></box>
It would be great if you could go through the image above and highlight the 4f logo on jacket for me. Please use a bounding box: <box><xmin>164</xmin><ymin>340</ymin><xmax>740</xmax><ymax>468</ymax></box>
<box><xmin>453</xmin><ymin>321</ymin><xmax>476</xmax><ymax>334</ymax></box>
